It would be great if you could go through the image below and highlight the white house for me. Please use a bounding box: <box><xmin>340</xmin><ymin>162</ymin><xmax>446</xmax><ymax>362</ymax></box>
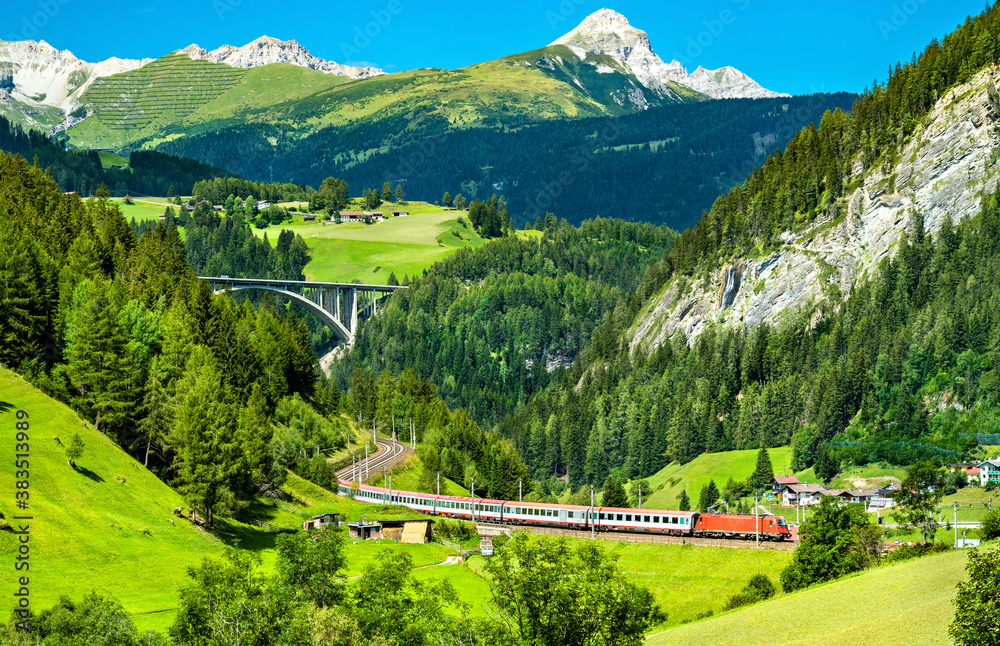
<box><xmin>781</xmin><ymin>483</ymin><xmax>828</xmax><ymax>506</ymax></box>
<box><xmin>979</xmin><ymin>459</ymin><xmax>1000</xmax><ymax>487</ymax></box>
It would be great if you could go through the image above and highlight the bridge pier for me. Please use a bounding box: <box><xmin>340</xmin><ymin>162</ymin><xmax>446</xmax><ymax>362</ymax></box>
<box><xmin>200</xmin><ymin>277</ymin><xmax>404</xmax><ymax>346</ymax></box>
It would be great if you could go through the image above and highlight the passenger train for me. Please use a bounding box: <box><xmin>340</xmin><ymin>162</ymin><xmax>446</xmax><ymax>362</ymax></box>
<box><xmin>336</xmin><ymin>479</ymin><xmax>790</xmax><ymax>541</ymax></box>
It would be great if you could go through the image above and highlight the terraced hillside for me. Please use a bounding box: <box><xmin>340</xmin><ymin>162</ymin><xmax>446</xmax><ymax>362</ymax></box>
<box><xmin>70</xmin><ymin>53</ymin><xmax>248</xmax><ymax>148</ymax></box>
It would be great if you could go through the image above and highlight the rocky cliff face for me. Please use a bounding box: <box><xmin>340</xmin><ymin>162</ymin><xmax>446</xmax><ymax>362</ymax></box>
<box><xmin>551</xmin><ymin>8</ymin><xmax>788</xmax><ymax>99</ymax></box>
<box><xmin>629</xmin><ymin>64</ymin><xmax>1000</xmax><ymax>351</ymax></box>
<box><xmin>0</xmin><ymin>40</ymin><xmax>149</xmax><ymax>128</ymax></box>
<box><xmin>180</xmin><ymin>36</ymin><xmax>383</xmax><ymax>79</ymax></box>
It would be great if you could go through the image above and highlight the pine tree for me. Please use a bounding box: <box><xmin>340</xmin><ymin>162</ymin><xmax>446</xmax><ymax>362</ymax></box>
<box><xmin>814</xmin><ymin>444</ymin><xmax>840</xmax><ymax>483</ymax></box>
<box><xmin>699</xmin><ymin>479</ymin><xmax>720</xmax><ymax>512</ymax></box>
<box><xmin>753</xmin><ymin>446</ymin><xmax>774</xmax><ymax>491</ymax></box>
<box><xmin>601</xmin><ymin>474</ymin><xmax>629</xmax><ymax>508</ymax></box>
<box><xmin>678</xmin><ymin>489</ymin><xmax>691</xmax><ymax>511</ymax></box>
<box><xmin>394</xmin><ymin>184</ymin><xmax>405</xmax><ymax>202</ymax></box>
<box><xmin>65</xmin><ymin>432</ymin><xmax>85</xmax><ymax>467</ymax></box>
<box><xmin>443</xmin><ymin>191</ymin><xmax>452</xmax><ymax>207</ymax></box>
<box><xmin>382</xmin><ymin>182</ymin><xmax>393</xmax><ymax>202</ymax></box>
<box><xmin>65</xmin><ymin>280</ymin><xmax>132</xmax><ymax>439</ymax></box>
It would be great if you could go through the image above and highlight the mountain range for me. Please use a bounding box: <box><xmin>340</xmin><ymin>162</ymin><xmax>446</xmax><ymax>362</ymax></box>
<box><xmin>551</xmin><ymin>8</ymin><xmax>787</xmax><ymax>99</ymax></box>
<box><xmin>0</xmin><ymin>8</ymin><xmax>785</xmax><ymax>139</ymax></box>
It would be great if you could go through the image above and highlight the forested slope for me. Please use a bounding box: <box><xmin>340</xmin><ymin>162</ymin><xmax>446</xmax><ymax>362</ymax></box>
<box><xmin>0</xmin><ymin>151</ymin><xmax>530</xmax><ymax>522</ymax></box>
<box><xmin>490</xmin><ymin>3</ymin><xmax>1000</xmax><ymax>489</ymax></box>
<box><xmin>333</xmin><ymin>218</ymin><xmax>675</xmax><ymax>428</ymax></box>
<box><xmin>0</xmin><ymin>115</ymin><xmax>231</xmax><ymax>196</ymax></box>
<box><xmin>157</xmin><ymin>93</ymin><xmax>854</xmax><ymax>229</ymax></box>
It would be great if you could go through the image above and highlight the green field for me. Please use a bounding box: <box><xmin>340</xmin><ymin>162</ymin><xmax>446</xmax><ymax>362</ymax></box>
<box><xmin>111</xmin><ymin>198</ymin><xmax>171</xmax><ymax>222</ymax></box>
<box><xmin>647</xmin><ymin>547</ymin><xmax>976</xmax><ymax>646</ymax></box>
<box><xmin>643</xmin><ymin>447</ymin><xmax>794</xmax><ymax>510</ymax></box>
<box><xmin>98</xmin><ymin>150</ymin><xmax>129</xmax><ymax>168</ymax></box>
<box><xmin>468</xmin><ymin>537</ymin><xmax>793</xmax><ymax>629</ymax></box>
<box><xmin>0</xmin><ymin>372</ymin><xmax>488</xmax><ymax>633</ymax></box>
<box><xmin>253</xmin><ymin>202</ymin><xmax>488</xmax><ymax>283</ymax></box>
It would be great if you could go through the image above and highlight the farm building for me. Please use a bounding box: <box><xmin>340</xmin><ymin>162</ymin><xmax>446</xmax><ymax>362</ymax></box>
<box><xmin>392</xmin><ymin>210</ymin><xmax>409</xmax><ymax>217</ymax></box>
<box><xmin>302</xmin><ymin>513</ymin><xmax>341</xmax><ymax>531</ymax></box>
<box><xmin>347</xmin><ymin>519</ymin><xmax>432</xmax><ymax>543</ymax></box>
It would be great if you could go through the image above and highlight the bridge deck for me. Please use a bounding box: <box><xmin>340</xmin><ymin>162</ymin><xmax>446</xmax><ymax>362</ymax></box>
<box><xmin>198</xmin><ymin>276</ymin><xmax>407</xmax><ymax>291</ymax></box>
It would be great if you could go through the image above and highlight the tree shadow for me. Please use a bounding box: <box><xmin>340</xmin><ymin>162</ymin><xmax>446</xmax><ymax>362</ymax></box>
<box><xmin>75</xmin><ymin>467</ymin><xmax>104</xmax><ymax>483</ymax></box>
<box><xmin>0</xmin><ymin>401</ymin><xmax>14</xmax><ymax>413</ymax></box>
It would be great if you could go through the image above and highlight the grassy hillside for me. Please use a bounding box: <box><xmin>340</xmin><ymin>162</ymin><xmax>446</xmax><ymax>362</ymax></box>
<box><xmin>643</xmin><ymin>447</ymin><xmax>794</xmax><ymax>510</ymax></box>
<box><xmin>0</xmin><ymin>371</ymin><xmax>490</xmax><ymax>632</ymax></box>
<box><xmin>0</xmin><ymin>369</ymin><xmax>228</xmax><ymax>630</ymax></box>
<box><xmin>647</xmin><ymin>547</ymin><xmax>974</xmax><ymax>645</ymax></box>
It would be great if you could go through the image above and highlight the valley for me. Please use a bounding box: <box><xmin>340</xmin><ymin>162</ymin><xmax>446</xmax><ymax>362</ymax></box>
<box><xmin>3</xmin><ymin>2</ymin><xmax>1000</xmax><ymax>645</ymax></box>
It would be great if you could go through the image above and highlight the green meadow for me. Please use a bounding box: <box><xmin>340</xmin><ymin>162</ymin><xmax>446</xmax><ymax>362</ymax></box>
<box><xmin>646</xmin><ymin>547</ymin><xmax>975</xmax><ymax>646</ymax></box>
<box><xmin>252</xmin><ymin>201</ymin><xmax>488</xmax><ymax>283</ymax></box>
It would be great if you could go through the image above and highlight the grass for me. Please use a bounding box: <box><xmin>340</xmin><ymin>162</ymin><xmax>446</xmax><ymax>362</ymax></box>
<box><xmin>378</xmin><ymin>454</ymin><xmax>470</xmax><ymax>497</ymax></box>
<box><xmin>111</xmin><ymin>198</ymin><xmax>170</xmax><ymax>222</ymax></box>
<box><xmin>643</xmin><ymin>448</ymin><xmax>794</xmax><ymax>510</ymax></box>
<box><xmin>467</xmin><ymin>536</ymin><xmax>793</xmax><ymax>628</ymax></box>
<box><xmin>254</xmin><ymin>202</ymin><xmax>488</xmax><ymax>283</ymax></box>
<box><xmin>0</xmin><ymin>373</ymin><xmax>489</xmax><ymax>633</ymax></box>
<box><xmin>646</xmin><ymin>547</ymin><xmax>975</xmax><ymax>646</ymax></box>
<box><xmin>98</xmin><ymin>151</ymin><xmax>129</xmax><ymax>167</ymax></box>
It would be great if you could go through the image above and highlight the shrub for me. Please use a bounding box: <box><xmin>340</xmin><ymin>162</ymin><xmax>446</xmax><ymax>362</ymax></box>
<box><xmin>723</xmin><ymin>573</ymin><xmax>776</xmax><ymax>610</ymax></box>
<box><xmin>981</xmin><ymin>509</ymin><xmax>1000</xmax><ymax>540</ymax></box>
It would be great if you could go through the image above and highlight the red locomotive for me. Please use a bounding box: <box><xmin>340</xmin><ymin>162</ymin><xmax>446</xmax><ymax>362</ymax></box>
<box><xmin>694</xmin><ymin>513</ymin><xmax>789</xmax><ymax>540</ymax></box>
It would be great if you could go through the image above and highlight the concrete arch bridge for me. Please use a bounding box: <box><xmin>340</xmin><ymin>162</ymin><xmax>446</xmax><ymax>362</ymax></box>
<box><xmin>200</xmin><ymin>276</ymin><xmax>406</xmax><ymax>345</ymax></box>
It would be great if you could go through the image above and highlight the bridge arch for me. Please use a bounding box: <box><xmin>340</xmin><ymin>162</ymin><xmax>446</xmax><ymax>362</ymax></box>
<box><xmin>201</xmin><ymin>276</ymin><xmax>406</xmax><ymax>346</ymax></box>
<box><xmin>221</xmin><ymin>286</ymin><xmax>353</xmax><ymax>344</ymax></box>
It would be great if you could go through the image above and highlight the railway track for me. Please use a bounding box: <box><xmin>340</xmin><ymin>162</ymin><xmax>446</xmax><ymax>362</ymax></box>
<box><xmin>335</xmin><ymin>438</ymin><xmax>411</xmax><ymax>481</ymax></box>
<box><xmin>510</xmin><ymin>524</ymin><xmax>798</xmax><ymax>550</ymax></box>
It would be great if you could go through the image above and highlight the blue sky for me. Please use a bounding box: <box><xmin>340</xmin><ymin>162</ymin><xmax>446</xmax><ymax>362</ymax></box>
<box><xmin>3</xmin><ymin>0</ymin><xmax>987</xmax><ymax>95</ymax></box>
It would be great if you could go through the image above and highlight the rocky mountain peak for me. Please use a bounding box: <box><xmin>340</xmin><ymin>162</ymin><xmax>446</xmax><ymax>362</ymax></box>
<box><xmin>551</xmin><ymin>8</ymin><xmax>786</xmax><ymax>99</ymax></box>
<box><xmin>181</xmin><ymin>36</ymin><xmax>384</xmax><ymax>79</ymax></box>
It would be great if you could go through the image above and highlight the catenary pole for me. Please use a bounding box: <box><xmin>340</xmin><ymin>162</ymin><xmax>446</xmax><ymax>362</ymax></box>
<box><xmin>591</xmin><ymin>485</ymin><xmax>595</xmax><ymax>539</ymax></box>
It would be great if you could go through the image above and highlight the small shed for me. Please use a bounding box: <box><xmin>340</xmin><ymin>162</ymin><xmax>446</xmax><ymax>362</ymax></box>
<box><xmin>392</xmin><ymin>210</ymin><xmax>409</xmax><ymax>217</ymax></box>
<box><xmin>348</xmin><ymin>520</ymin><xmax>382</xmax><ymax>540</ymax></box>
<box><xmin>302</xmin><ymin>513</ymin><xmax>341</xmax><ymax>531</ymax></box>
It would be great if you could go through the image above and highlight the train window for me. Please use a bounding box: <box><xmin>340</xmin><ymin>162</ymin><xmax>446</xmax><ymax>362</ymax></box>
<box><xmin>644</xmin><ymin>516</ymin><xmax>650</xmax><ymax>523</ymax></box>
<box><xmin>653</xmin><ymin>516</ymin><xmax>659</xmax><ymax>523</ymax></box>
<box><xmin>616</xmin><ymin>514</ymin><xmax>623</xmax><ymax>521</ymax></box>
<box><xmin>599</xmin><ymin>513</ymin><xmax>605</xmax><ymax>520</ymax></box>
<box><xmin>625</xmin><ymin>515</ymin><xmax>632</xmax><ymax>522</ymax></box>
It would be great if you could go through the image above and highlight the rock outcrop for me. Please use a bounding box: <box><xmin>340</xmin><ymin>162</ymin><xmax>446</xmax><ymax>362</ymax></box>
<box><xmin>179</xmin><ymin>36</ymin><xmax>383</xmax><ymax>79</ymax></box>
<box><xmin>629</xmin><ymin>64</ymin><xmax>1000</xmax><ymax>351</ymax></box>
<box><xmin>551</xmin><ymin>8</ymin><xmax>788</xmax><ymax>99</ymax></box>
